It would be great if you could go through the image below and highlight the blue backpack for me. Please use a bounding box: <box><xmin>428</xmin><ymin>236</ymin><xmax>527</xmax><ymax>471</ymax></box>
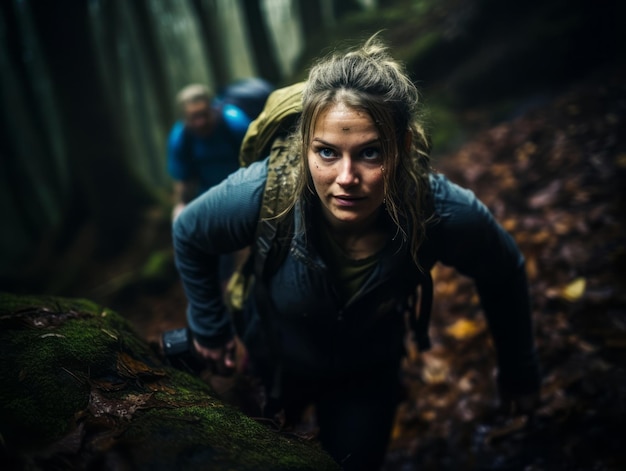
<box><xmin>215</xmin><ymin>77</ymin><xmax>275</xmax><ymax>122</ymax></box>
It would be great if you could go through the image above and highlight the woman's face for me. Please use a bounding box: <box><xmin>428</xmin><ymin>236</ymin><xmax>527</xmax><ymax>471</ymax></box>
<box><xmin>307</xmin><ymin>102</ymin><xmax>386</xmax><ymax>231</ymax></box>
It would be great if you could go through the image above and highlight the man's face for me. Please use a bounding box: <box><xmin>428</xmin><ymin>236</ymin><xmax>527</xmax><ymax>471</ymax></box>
<box><xmin>183</xmin><ymin>100</ymin><xmax>214</xmax><ymax>136</ymax></box>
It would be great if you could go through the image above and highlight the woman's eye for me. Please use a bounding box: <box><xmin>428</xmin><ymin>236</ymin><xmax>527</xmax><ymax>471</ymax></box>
<box><xmin>318</xmin><ymin>148</ymin><xmax>335</xmax><ymax>159</ymax></box>
<box><xmin>362</xmin><ymin>147</ymin><xmax>381</xmax><ymax>160</ymax></box>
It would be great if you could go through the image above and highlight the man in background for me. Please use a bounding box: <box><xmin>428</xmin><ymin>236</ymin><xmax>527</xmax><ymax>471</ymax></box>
<box><xmin>167</xmin><ymin>79</ymin><xmax>273</xmax><ymax>285</ymax></box>
<box><xmin>167</xmin><ymin>83</ymin><xmax>252</xmax><ymax>221</ymax></box>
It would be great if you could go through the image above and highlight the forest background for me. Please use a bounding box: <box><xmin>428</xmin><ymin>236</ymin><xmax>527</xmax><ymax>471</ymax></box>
<box><xmin>1</xmin><ymin>0</ymin><xmax>625</xmax><ymax>469</ymax></box>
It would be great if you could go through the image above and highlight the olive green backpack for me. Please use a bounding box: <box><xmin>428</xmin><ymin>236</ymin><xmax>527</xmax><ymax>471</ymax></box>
<box><xmin>224</xmin><ymin>82</ymin><xmax>305</xmax><ymax>319</ymax></box>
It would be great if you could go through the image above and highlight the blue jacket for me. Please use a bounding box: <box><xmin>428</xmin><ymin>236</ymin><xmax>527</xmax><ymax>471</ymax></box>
<box><xmin>173</xmin><ymin>158</ymin><xmax>540</xmax><ymax>394</ymax></box>
<box><xmin>167</xmin><ymin>104</ymin><xmax>251</xmax><ymax>196</ymax></box>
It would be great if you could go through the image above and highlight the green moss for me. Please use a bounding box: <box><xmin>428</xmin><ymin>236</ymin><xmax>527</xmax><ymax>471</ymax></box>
<box><xmin>0</xmin><ymin>293</ymin><xmax>152</xmax><ymax>444</ymax></box>
<box><xmin>139</xmin><ymin>249</ymin><xmax>173</xmax><ymax>279</ymax></box>
<box><xmin>0</xmin><ymin>292</ymin><xmax>100</xmax><ymax>315</ymax></box>
<box><xmin>0</xmin><ymin>293</ymin><xmax>339</xmax><ymax>469</ymax></box>
<box><xmin>122</xmin><ymin>405</ymin><xmax>336</xmax><ymax>470</ymax></box>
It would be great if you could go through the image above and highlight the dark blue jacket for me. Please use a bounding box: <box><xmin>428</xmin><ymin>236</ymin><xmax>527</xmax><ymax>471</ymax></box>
<box><xmin>172</xmin><ymin>158</ymin><xmax>540</xmax><ymax>394</ymax></box>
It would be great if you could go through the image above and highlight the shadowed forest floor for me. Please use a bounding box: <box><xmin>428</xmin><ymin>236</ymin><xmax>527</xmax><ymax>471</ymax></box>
<box><xmin>97</xmin><ymin>67</ymin><xmax>626</xmax><ymax>470</ymax></box>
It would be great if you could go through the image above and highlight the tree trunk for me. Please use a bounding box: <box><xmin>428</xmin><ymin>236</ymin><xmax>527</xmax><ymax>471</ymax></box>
<box><xmin>0</xmin><ymin>293</ymin><xmax>340</xmax><ymax>471</ymax></box>
<box><xmin>126</xmin><ymin>1</ymin><xmax>175</xmax><ymax>126</ymax></box>
<box><xmin>29</xmin><ymin>0</ymin><xmax>156</xmax><ymax>258</ymax></box>
<box><xmin>191</xmin><ymin>0</ymin><xmax>229</xmax><ymax>90</ymax></box>
<box><xmin>297</xmin><ymin>0</ymin><xmax>324</xmax><ymax>41</ymax></box>
<box><xmin>240</xmin><ymin>0</ymin><xmax>282</xmax><ymax>83</ymax></box>
<box><xmin>332</xmin><ymin>0</ymin><xmax>361</xmax><ymax>19</ymax></box>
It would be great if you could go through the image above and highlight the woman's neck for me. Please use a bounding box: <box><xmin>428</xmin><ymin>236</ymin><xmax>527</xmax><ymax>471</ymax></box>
<box><xmin>318</xmin><ymin>208</ymin><xmax>389</xmax><ymax>260</ymax></box>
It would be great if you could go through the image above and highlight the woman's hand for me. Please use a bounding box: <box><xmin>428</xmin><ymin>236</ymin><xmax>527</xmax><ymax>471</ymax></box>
<box><xmin>193</xmin><ymin>338</ymin><xmax>236</xmax><ymax>375</ymax></box>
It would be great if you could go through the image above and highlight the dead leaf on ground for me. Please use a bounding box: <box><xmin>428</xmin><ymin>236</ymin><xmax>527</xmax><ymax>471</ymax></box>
<box><xmin>116</xmin><ymin>351</ymin><xmax>165</xmax><ymax>380</ymax></box>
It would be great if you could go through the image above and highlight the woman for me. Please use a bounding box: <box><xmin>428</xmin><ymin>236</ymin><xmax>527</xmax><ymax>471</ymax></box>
<box><xmin>172</xmin><ymin>36</ymin><xmax>541</xmax><ymax>470</ymax></box>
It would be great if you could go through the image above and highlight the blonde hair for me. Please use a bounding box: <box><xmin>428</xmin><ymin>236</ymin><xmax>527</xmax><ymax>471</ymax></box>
<box><xmin>285</xmin><ymin>34</ymin><xmax>432</xmax><ymax>267</ymax></box>
<box><xmin>176</xmin><ymin>84</ymin><xmax>213</xmax><ymax>115</ymax></box>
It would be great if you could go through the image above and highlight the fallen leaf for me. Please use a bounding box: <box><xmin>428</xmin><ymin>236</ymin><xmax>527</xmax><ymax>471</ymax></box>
<box><xmin>146</xmin><ymin>381</ymin><xmax>177</xmax><ymax>395</ymax></box>
<box><xmin>89</xmin><ymin>390</ymin><xmax>153</xmax><ymax>421</ymax></box>
<box><xmin>528</xmin><ymin>180</ymin><xmax>562</xmax><ymax>209</ymax></box>
<box><xmin>561</xmin><ymin>277</ymin><xmax>586</xmax><ymax>302</ymax></box>
<box><xmin>526</xmin><ymin>255</ymin><xmax>539</xmax><ymax>280</ymax></box>
<box><xmin>116</xmin><ymin>352</ymin><xmax>165</xmax><ymax>379</ymax></box>
<box><xmin>445</xmin><ymin>318</ymin><xmax>483</xmax><ymax>339</ymax></box>
<box><xmin>502</xmin><ymin>218</ymin><xmax>517</xmax><ymax>232</ymax></box>
<box><xmin>40</xmin><ymin>333</ymin><xmax>65</xmax><ymax>339</ymax></box>
<box><xmin>484</xmin><ymin>415</ymin><xmax>528</xmax><ymax>444</ymax></box>
<box><xmin>101</xmin><ymin>328</ymin><xmax>118</xmax><ymax>340</ymax></box>
<box><xmin>90</xmin><ymin>378</ymin><xmax>127</xmax><ymax>392</ymax></box>
<box><xmin>421</xmin><ymin>354</ymin><xmax>450</xmax><ymax>384</ymax></box>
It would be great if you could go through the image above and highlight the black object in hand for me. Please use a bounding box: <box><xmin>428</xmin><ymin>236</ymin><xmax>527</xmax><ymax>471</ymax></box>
<box><xmin>161</xmin><ymin>327</ymin><xmax>206</xmax><ymax>373</ymax></box>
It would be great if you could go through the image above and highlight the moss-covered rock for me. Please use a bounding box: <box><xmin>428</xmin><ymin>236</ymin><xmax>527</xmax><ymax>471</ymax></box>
<box><xmin>0</xmin><ymin>293</ymin><xmax>339</xmax><ymax>470</ymax></box>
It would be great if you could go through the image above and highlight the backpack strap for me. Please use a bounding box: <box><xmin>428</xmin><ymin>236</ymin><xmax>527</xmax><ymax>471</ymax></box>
<box><xmin>252</xmin><ymin>223</ymin><xmax>283</xmax><ymax>414</ymax></box>
<box><xmin>252</xmin><ymin>134</ymin><xmax>297</xmax><ymax>302</ymax></box>
<box><xmin>250</xmin><ymin>135</ymin><xmax>298</xmax><ymax>417</ymax></box>
<box><xmin>408</xmin><ymin>271</ymin><xmax>433</xmax><ymax>352</ymax></box>
<box><xmin>228</xmin><ymin>82</ymin><xmax>303</xmax><ymax>417</ymax></box>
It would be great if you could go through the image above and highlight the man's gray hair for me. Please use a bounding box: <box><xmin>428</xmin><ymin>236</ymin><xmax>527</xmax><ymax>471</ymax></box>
<box><xmin>176</xmin><ymin>84</ymin><xmax>212</xmax><ymax>109</ymax></box>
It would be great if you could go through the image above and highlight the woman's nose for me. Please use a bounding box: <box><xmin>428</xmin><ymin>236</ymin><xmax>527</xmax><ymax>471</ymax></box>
<box><xmin>336</xmin><ymin>157</ymin><xmax>359</xmax><ymax>187</ymax></box>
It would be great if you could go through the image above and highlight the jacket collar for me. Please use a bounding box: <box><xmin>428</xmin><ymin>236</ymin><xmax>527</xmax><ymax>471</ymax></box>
<box><xmin>290</xmin><ymin>197</ymin><xmax>413</xmax><ymax>289</ymax></box>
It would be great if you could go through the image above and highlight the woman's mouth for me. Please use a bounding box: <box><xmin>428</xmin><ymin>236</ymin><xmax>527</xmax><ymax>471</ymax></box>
<box><xmin>334</xmin><ymin>195</ymin><xmax>364</xmax><ymax>207</ymax></box>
